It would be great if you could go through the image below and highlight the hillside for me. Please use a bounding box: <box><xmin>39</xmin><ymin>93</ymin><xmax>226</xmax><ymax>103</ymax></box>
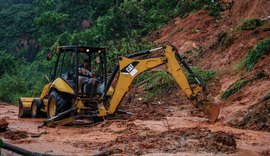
<box><xmin>151</xmin><ymin>0</ymin><xmax>270</xmax><ymax>128</ymax></box>
<box><xmin>1</xmin><ymin>0</ymin><xmax>270</xmax><ymax>155</ymax></box>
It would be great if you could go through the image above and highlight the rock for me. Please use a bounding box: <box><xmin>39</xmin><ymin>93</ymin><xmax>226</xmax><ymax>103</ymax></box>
<box><xmin>4</xmin><ymin>130</ymin><xmax>28</xmax><ymax>140</ymax></box>
<box><xmin>0</xmin><ymin>118</ymin><xmax>9</xmax><ymax>132</ymax></box>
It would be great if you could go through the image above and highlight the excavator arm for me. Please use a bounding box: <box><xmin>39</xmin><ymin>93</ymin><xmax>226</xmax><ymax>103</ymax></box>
<box><xmin>99</xmin><ymin>43</ymin><xmax>220</xmax><ymax>123</ymax></box>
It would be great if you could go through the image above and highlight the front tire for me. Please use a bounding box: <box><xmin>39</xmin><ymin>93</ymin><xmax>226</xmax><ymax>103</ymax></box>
<box><xmin>47</xmin><ymin>91</ymin><xmax>72</xmax><ymax>120</ymax></box>
<box><xmin>31</xmin><ymin>99</ymin><xmax>42</xmax><ymax>118</ymax></box>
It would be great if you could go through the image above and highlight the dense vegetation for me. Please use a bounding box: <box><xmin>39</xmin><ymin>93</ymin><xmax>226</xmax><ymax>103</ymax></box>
<box><xmin>221</xmin><ymin>71</ymin><xmax>267</xmax><ymax>100</ymax></box>
<box><xmin>135</xmin><ymin>67</ymin><xmax>215</xmax><ymax>99</ymax></box>
<box><xmin>238</xmin><ymin>37</ymin><xmax>270</xmax><ymax>72</ymax></box>
<box><xmin>0</xmin><ymin>0</ymin><xmax>217</xmax><ymax>103</ymax></box>
<box><xmin>237</xmin><ymin>18</ymin><xmax>263</xmax><ymax>31</ymax></box>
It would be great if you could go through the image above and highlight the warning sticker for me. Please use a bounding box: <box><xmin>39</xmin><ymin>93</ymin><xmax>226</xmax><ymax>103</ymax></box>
<box><xmin>130</xmin><ymin>68</ymin><xmax>138</xmax><ymax>77</ymax></box>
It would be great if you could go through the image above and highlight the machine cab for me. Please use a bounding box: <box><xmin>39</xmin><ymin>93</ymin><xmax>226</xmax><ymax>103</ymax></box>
<box><xmin>52</xmin><ymin>46</ymin><xmax>107</xmax><ymax>97</ymax></box>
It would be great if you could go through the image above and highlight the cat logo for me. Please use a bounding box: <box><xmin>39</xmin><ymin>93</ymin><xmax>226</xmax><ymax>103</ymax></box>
<box><xmin>121</xmin><ymin>61</ymin><xmax>139</xmax><ymax>77</ymax></box>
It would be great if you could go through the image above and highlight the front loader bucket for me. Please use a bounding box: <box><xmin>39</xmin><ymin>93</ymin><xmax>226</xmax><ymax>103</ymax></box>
<box><xmin>18</xmin><ymin>97</ymin><xmax>34</xmax><ymax>118</ymax></box>
<box><xmin>199</xmin><ymin>100</ymin><xmax>220</xmax><ymax>124</ymax></box>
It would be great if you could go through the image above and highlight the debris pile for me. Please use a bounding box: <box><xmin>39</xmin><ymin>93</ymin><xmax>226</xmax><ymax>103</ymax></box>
<box><xmin>4</xmin><ymin>130</ymin><xmax>28</xmax><ymax>140</ymax></box>
<box><xmin>85</xmin><ymin>127</ymin><xmax>237</xmax><ymax>155</ymax></box>
<box><xmin>0</xmin><ymin>118</ymin><xmax>9</xmax><ymax>132</ymax></box>
<box><xmin>228</xmin><ymin>100</ymin><xmax>270</xmax><ymax>132</ymax></box>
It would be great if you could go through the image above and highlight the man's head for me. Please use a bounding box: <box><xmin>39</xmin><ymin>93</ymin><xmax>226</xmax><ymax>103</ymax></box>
<box><xmin>83</xmin><ymin>59</ymin><xmax>90</xmax><ymax>68</ymax></box>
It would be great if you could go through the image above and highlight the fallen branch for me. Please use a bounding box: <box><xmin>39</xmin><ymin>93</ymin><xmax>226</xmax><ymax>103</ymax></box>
<box><xmin>0</xmin><ymin>139</ymin><xmax>57</xmax><ymax>156</ymax></box>
<box><xmin>162</xmin><ymin>118</ymin><xmax>172</xmax><ymax>131</ymax></box>
<box><xmin>134</xmin><ymin>78</ymin><xmax>152</xmax><ymax>87</ymax></box>
<box><xmin>261</xmin><ymin>16</ymin><xmax>270</xmax><ymax>21</ymax></box>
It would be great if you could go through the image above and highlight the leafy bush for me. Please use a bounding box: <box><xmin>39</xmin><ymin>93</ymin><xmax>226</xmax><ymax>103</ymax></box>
<box><xmin>143</xmin><ymin>66</ymin><xmax>215</xmax><ymax>99</ymax></box>
<box><xmin>237</xmin><ymin>18</ymin><xmax>263</xmax><ymax>31</ymax></box>
<box><xmin>172</xmin><ymin>0</ymin><xmax>212</xmax><ymax>17</ymax></box>
<box><xmin>187</xmin><ymin>67</ymin><xmax>215</xmax><ymax>84</ymax></box>
<box><xmin>34</xmin><ymin>11</ymin><xmax>68</xmax><ymax>27</ymax></box>
<box><xmin>238</xmin><ymin>37</ymin><xmax>270</xmax><ymax>71</ymax></box>
<box><xmin>0</xmin><ymin>67</ymin><xmax>47</xmax><ymax>103</ymax></box>
<box><xmin>133</xmin><ymin>71</ymin><xmax>154</xmax><ymax>85</ymax></box>
<box><xmin>0</xmin><ymin>51</ymin><xmax>51</xmax><ymax>103</ymax></box>
<box><xmin>207</xmin><ymin>3</ymin><xmax>222</xmax><ymax>17</ymax></box>
<box><xmin>220</xmin><ymin>32</ymin><xmax>235</xmax><ymax>48</ymax></box>
<box><xmin>0</xmin><ymin>52</ymin><xmax>24</xmax><ymax>78</ymax></box>
<box><xmin>144</xmin><ymin>71</ymin><xmax>176</xmax><ymax>99</ymax></box>
<box><xmin>221</xmin><ymin>71</ymin><xmax>266</xmax><ymax>99</ymax></box>
<box><xmin>263</xmin><ymin>92</ymin><xmax>270</xmax><ymax>101</ymax></box>
<box><xmin>221</xmin><ymin>78</ymin><xmax>253</xmax><ymax>100</ymax></box>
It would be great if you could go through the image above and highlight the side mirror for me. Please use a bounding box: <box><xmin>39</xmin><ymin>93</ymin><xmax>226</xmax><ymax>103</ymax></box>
<box><xmin>47</xmin><ymin>52</ymin><xmax>53</xmax><ymax>61</ymax></box>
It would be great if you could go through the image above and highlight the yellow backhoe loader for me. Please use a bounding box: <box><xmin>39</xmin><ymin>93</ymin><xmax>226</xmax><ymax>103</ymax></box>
<box><xmin>18</xmin><ymin>42</ymin><xmax>220</xmax><ymax>126</ymax></box>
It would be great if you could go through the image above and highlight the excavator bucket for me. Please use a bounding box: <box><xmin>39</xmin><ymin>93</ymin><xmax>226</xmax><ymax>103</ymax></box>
<box><xmin>18</xmin><ymin>97</ymin><xmax>34</xmax><ymax>118</ymax></box>
<box><xmin>199</xmin><ymin>100</ymin><xmax>220</xmax><ymax>124</ymax></box>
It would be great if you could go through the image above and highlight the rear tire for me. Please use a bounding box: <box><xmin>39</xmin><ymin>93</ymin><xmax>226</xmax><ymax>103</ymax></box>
<box><xmin>47</xmin><ymin>91</ymin><xmax>72</xmax><ymax>120</ymax></box>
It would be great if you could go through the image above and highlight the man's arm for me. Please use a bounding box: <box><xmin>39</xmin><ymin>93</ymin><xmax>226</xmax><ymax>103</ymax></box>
<box><xmin>79</xmin><ymin>67</ymin><xmax>93</xmax><ymax>78</ymax></box>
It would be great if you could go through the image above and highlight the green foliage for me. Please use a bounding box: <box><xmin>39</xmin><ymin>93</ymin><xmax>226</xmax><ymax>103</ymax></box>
<box><xmin>172</xmin><ymin>0</ymin><xmax>212</xmax><ymax>17</ymax></box>
<box><xmin>0</xmin><ymin>74</ymin><xmax>27</xmax><ymax>103</ymax></box>
<box><xmin>187</xmin><ymin>67</ymin><xmax>215</xmax><ymax>84</ymax></box>
<box><xmin>0</xmin><ymin>0</ymin><xmax>220</xmax><ymax>103</ymax></box>
<box><xmin>221</xmin><ymin>71</ymin><xmax>266</xmax><ymax>100</ymax></box>
<box><xmin>143</xmin><ymin>67</ymin><xmax>215</xmax><ymax>99</ymax></box>
<box><xmin>0</xmin><ymin>50</ymin><xmax>52</xmax><ymax>103</ymax></box>
<box><xmin>133</xmin><ymin>71</ymin><xmax>153</xmax><ymax>85</ymax></box>
<box><xmin>238</xmin><ymin>37</ymin><xmax>270</xmax><ymax>72</ymax></box>
<box><xmin>0</xmin><ymin>3</ymin><xmax>38</xmax><ymax>61</ymax></box>
<box><xmin>0</xmin><ymin>51</ymin><xmax>23</xmax><ymax>78</ymax></box>
<box><xmin>207</xmin><ymin>2</ymin><xmax>222</xmax><ymax>17</ymax></box>
<box><xmin>220</xmin><ymin>32</ymin><xmax>235</xmax><ymax>48</ymax></box>
<box><xmin>34</xmin><ymin>11</ymin><xmax>68</xmax><ymax>27</ymax></box>
<box><xmin>0</xmin><ymin>64</ymin><xmax>49</xmax><ymax>103</ymax></box>
<box><xmin>237</xmin><ymin>18</ymin><xmax>263</xmax><ymax>31</ymax></box>
<box><xmin>144</xmin><ymin>71</ymin><xmax>176</xmax><ymax>99</ymax></box>
<box><xmin>192</xmin><ymin>28</ymin><xmax>200</xmax><ymax>33</ymax></box>
<box><xmin>263</xmin><ymin>92</ymin><xmax>270</xmax><ymax>101</ymax></box>
<box><xmin>0</xmin><ymin>138</ymin><xmax>3</xmax><ymax>148</ymax></box>
<box><xmin>221</xmin><ymin>78</ymin><xmax>252</xmax><ymax>100</ymax></box>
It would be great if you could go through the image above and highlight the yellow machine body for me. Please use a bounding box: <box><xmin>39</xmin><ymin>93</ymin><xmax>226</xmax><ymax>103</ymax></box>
<box><xmin>18</xmin><ymin>78</ymin><xmax>75</xmax><ymax>117</ymax></box>
<box><xmin>19</xmin><ymin>43</ymin><xmax>220</xmax><ymax>125</ymax></box>
<box><xmin>95</xmin><ymin>44</ymin><xmax>219</xmax><ymax>123</ymax></box>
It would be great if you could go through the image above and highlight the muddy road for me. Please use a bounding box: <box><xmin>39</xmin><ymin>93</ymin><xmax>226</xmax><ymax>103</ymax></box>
<box><xmin>0</xmin><ymin>100</ymin><xmax>269</xmax><ymax>156</ymax></box>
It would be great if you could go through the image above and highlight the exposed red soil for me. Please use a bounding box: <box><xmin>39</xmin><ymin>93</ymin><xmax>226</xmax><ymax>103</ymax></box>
<box><xmin>230</xmin><ymin>0</ymin><xmax>270</xmax><ymax>24</ymax></box>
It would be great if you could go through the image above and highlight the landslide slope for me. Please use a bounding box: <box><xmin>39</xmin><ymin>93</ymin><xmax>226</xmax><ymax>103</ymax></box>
<box><xmin>151</xmin><ymin>0</ymin><xmax>270</xmax><ymax>128</ymax></box>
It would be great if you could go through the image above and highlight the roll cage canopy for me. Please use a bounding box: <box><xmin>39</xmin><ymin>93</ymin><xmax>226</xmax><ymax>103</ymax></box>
<box><xmin>57</xmin><ymin>46</ymin><xmax>106</xmax><ymax>54</ymax></box>
<box><xmin>52</xmin><ymin>45</ymin><xmax>107</xmax><ymax>96</ymax></box>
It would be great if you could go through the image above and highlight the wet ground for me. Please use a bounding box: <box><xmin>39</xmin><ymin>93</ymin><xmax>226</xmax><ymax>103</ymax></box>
<box><xmin>1</xmin><ymin>102</ymin><xmax>270</xmax><ymax>156</ymax></box>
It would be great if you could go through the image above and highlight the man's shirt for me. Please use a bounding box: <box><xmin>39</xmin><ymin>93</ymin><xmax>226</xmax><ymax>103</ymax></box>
<box><xmin>78</xmin><ymin>65</ymin><xmax>92</xmax><ymax>78</ymax></box>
